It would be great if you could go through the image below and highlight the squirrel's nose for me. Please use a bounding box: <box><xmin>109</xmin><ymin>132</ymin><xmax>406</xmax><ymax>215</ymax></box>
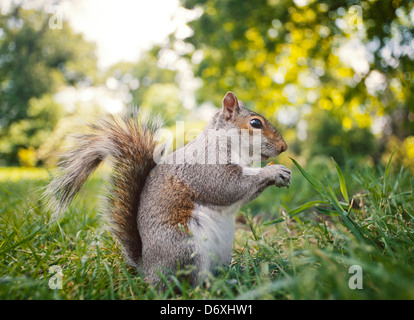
<box><xmin>279</xmin><ymin>142</ymin><xmax>288</xmax><ymax>154</ymax></box>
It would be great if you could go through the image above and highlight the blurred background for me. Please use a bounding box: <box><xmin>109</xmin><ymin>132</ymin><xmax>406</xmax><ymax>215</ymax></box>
<box><xmin>2</xmin><ymin>0</ymin><xmax>414</xmax><ymax>300</ymax></box>
<box><xmin>0</xmin><ymin>0</ymin><xmax>413</xmax><ymax>171</ymax></box>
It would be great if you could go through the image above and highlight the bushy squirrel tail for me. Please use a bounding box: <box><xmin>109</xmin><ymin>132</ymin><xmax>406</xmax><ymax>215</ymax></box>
<box><xmin>43</xmin><ymin>109</ymin><xmax>163</xmax><ymax>267</ymax></box>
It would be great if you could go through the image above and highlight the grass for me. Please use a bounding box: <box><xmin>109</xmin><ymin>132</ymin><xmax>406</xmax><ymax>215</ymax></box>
<box><xmin>0</xmin><ymin>155</ymin><xmax>413</xmax><ymax>300</ymax></box>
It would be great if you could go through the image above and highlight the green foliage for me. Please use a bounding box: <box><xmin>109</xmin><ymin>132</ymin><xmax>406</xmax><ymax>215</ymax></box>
<box><xmin>0</xmin><ymin>7</ymin><xmax>98</xmax><ymax>164</ymax></box>
<box><xmin>175</xmin><ymin>0</ymin><xmax>414</xmax><ymax>165</ymax></box>
<box><xmin>181</xmin><ymin>0</ymin><xmax>414</xmax><ymax>107</ymax></box>
<box><xmin>141</xmin><ymin>83</ymin><xmax>185</xmax><ymax>126</ymax></box>
<box><xmin>104</xmin><ymin>51</ymin><xmax>178</xmax><ymax>107</ymax></box>
<box><xmin>0</xmin><ymin>94</ymin><xmax>64</xmax><ymax>166</ymax></box>
<box><xmin>0</xmin><ymin>156</ymin><xmax>413</xmax><ymax>299</ymax></box>
<box><xmin>305</xmin><ymin>110</ymin><xmax>377</xmax><ymax>165</ymax></box>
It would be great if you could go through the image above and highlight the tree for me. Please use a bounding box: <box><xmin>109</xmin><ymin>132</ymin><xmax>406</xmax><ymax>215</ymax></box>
<box><xmin>172</xmin><ymin>0</ymin><xmax>414</xmax><ymax>163</ymax></box>
<box><xmin>103</xmin><ymin>50</ymin><xmax>186</xmax><ymax>126</ymax></box>
<box><xmin>0</xmin><ymin>5</ymin><xmax>98</xmax><ymax>165</ymax></box>
<box><xmin>103</xmin><ymin>51</ymin><xmax>178</xmax><ymax>107</ymax></box>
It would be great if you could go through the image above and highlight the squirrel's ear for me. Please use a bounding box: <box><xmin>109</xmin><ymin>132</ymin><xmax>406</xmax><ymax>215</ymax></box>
<box><xmin>222</xmin><ymin>92</ymin><xmax>239</xmax><ymax>121</ymax></box>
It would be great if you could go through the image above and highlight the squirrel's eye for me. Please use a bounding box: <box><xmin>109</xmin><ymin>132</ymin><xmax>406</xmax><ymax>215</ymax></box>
<box><xmin>250</xmin><ymin>118</ymin><xmax>263</xmax><ymax>129</ymax></box>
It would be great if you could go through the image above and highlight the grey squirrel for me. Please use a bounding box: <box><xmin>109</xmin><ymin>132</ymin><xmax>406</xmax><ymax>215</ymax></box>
<box><xmin>44</xmin><ymin>92</ymin><xmax>291</xmax><ymax>287</ymax></box>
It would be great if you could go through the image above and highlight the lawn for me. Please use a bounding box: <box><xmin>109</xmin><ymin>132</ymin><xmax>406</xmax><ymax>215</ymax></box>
<box><xmin>0</xmin><ymin>154</ymin><xmax>413</xmax><ymax>299</ymax></box>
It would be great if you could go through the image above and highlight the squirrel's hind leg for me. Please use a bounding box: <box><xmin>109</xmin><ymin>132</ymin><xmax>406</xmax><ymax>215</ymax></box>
<box><xmin>141</xmin><ymin>229</ymin><xmax>200</xmax><ymax>290</ymax></box>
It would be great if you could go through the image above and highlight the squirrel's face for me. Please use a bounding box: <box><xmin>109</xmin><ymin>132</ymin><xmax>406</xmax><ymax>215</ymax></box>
<box><xmin>221</xmin><ymin>92</ymin><xmax>288</xmax><ymax>161</ymax></box>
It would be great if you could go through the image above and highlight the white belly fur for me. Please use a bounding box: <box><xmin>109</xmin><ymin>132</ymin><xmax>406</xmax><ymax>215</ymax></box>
<box><xmin>188</xmin><ymin>202</ymin><xmax>241</xmax><ymax>279</ymax></box>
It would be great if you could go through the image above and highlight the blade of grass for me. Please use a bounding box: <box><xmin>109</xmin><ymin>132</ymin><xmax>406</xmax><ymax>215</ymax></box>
<box><xmin>332</xmin><ymin>157</ymin><xmax>349</xmax><ymax>204</ymax></box>
<box><xmin>315</xmin><ymin>206</ymin><xmax>340</xmax><ymax>217</ymax></box>
<box><xmin>103</xmin><ymin>261</ymin><xmax>116</xmax><ymax>300</ymax></box>
<box><xmin>326</xmin><ymin>185</ymin><xmax>365</xmax><ymax>243</ymax></box>
<box><xmin>245</xmin><ymin>212</ymin><xmax>259</xmax><ymax>241</ymax></box>
<box><xmin>291</xmin><ymin>157</ymin><xmax>366</xmax><ymax>243</ymax></box>
<box><xmin>265</xmin><ymin>200</ymin><xmax>329</xmax><ymax>225</ymax></box>
<box><xmin>0</xmin><ymin>226</ymin><xmax>44</xmax><ymax>256</ymax></box>
<box><xmin>290</xmin><ymin>157</ymin><xmax>330</xmax><ymax>198</ymax></box>
<box><xmin>383</xmin><ymin>147</ymin><xmax>398</xmax><ymax>196</ymax></box>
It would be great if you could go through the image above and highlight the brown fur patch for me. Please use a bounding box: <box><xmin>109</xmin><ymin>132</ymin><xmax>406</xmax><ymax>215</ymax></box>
<box><xmin>233</xmin><ymin>114</ymin><xmax>287</xmax><ymax>152</ymax></box>
<box><xmin>261</xmin><ymin>120</ymin><xmax>283</xmax><ymax>142</ymax></box>
<box><xmin>260</xmin><ymin>117</ymin><xmax>288</xmax><ymax>153</ymax></box>
<box><xmin>233</xmin><ymin>116</ymin><xmax>251</xmax><ymax>131</ymax></box>
<box><xmin>160</xmin><ymin>175</ymin><xmax>195</xmax><ymax>232</ymax></box>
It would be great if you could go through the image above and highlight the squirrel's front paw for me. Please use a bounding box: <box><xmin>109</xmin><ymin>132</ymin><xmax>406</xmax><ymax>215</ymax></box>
<box><xmin>265</xmin><ymin>165</ymin><xmax>292</xmax><ymax>188</ymax></box>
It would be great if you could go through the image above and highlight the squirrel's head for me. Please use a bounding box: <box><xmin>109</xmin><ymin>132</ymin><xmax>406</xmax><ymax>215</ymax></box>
<box><xmin>220</xmin><ymin>92</ymin><xmax>287</xmax><ymax>161</ymax></box>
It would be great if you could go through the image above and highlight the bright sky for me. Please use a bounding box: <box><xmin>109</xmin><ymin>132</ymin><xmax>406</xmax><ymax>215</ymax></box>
<box><xmin>60</xmin><ymin>0</ymin><xmax>187</xmax><ymax>69</ymax></box>
<box><xmin>0</xmin><ymin>0</ymin><xmax>203</xmax><ymax>112</ymax></box>
<box><xmin>1</xmin><ymin>0</ymin><xmax>194</xmax><ymax>69</ymax></box>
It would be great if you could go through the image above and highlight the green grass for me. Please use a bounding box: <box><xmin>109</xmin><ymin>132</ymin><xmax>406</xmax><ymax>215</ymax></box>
<box><xmin>0</xmin><ymin>155</ymin><xmax>413</xmax><ymax>300</ymax></box>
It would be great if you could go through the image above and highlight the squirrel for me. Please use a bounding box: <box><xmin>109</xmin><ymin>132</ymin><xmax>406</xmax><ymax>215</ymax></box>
<box><xmin>43</xmin><ymin>91</ymin><xmax>291</xmax><ymax>288</ymax></box>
